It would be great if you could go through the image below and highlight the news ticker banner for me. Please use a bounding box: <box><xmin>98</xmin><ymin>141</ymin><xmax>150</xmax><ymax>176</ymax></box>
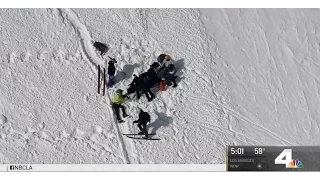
<box><xmin>227</xmin><ymin>146</ymin><xmax>320</xmax><ymax>171</ymax></box>
<box><xmin>0</xmin><ymin>164</ymin><xmax>226</xmax><ymax>172</ymax></box>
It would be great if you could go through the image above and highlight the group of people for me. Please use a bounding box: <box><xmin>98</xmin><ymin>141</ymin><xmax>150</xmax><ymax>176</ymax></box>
<box><xmin>108</xmin><ymin>54</ymin><xmax>179</xmax><ymax>139</ymax></box>
<box><xmin>126</xmin><ymin>54</ymin><xmax>178</xmax><ymax>102</ymax></box>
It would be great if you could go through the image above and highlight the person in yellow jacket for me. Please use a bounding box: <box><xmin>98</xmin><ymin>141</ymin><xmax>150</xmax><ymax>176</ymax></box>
<box><xmin>112</xmin><ymin>89</ymin><xmax>129</xmax><ymax>123</ymax></box>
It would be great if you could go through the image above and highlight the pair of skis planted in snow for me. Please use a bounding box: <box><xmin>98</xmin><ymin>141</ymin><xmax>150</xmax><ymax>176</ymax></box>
<box><xmin>97</xmin><ymin>65</ymin><xmax>106</xmax><ymax>96</ymax></box>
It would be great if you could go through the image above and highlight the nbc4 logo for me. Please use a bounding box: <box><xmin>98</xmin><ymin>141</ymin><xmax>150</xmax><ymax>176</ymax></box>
<box><xmin>275</xmin><ymin>149</ymin><xmax>303</xmax><ymax>168</ymax></box>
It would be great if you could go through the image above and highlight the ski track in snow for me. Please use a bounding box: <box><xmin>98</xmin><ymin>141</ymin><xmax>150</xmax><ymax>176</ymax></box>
<box><xmin>60</xmin><ymin>8</ymin><xmax>139</xmax><ymax>163</ymax></box>
<box><xmin>0</xmin><ymin>8</ymin><xmax>130</xmax><ymax>163</ymax></box>
<box><xmin>59</xmin><ymin>9</ymin><xmax>103</xmax><ymax>70</ymax></box>
<box><xmin>188</xmin><ymin>95</ymin><xmax>292</xmax><ymax>145</ymax></box>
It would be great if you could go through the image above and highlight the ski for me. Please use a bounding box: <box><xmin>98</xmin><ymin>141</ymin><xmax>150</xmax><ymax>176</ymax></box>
<box><xmin>103</xmin><ymin>67</ymin><xmax>106</xmax><ymax>96</ymax></box>
<box><xmin>98</xmin><ymin>65</ymin><xmax>100</xmax><ymax>94</ymax></box>
<box><xmin>123</xmin><ymin>133</ymin><xmax>156</xmax><ymax>136</ymax></box>
<box><xmin>126</xmin><ymin>136</ymin><xmax>160</xmax><ymax>140</ymax></box>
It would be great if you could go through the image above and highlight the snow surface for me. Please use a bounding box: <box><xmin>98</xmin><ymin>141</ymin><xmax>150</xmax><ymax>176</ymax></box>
<box><xmin>0</xmin><ymin>8</ymin><xmax>320</xmax><ymax>164</ymax></box>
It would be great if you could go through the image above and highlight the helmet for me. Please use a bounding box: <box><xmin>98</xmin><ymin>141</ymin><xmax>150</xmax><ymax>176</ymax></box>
<box><xmin>116</xmin><ymin>89</ymin><xmax>123</xmax><ymax>94</ymax></box>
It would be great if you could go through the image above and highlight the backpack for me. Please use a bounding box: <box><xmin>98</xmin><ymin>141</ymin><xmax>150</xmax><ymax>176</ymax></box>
<box><xmin>93</xmin><ymin>42</ymin><xmax>108</xmax><ymax>55</ymax></box>
<box><xmin>139</xmin><ymin>112</ymin><xmax>151</xmax><ymax>123</ymax></box>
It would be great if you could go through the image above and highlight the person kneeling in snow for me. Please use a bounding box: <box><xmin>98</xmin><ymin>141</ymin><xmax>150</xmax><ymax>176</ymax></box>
<box><xmin>137</xmin><ymin>73</ymin><xmax>156</xmax><ymax>102</ymax></box>
<box><xmin>163</xmin><ymin>64</ymin><xmax>178</xmax><ymax>88</ymax></box>
<box><xmin>144</xmin><ymin>62</ymin><xmax>160</xmax><ymax>87</ymax></box>
<box><xmin>157</xmin><ymin>64</ymin><xmax>178</xmax><ymax>88</ymax></box>
<box><xmin>133</xmin><ymin>108</ymin><xmax>151</xmax><ymax>139</ymax></box>
<box><xmin>157</xmin><ymin>54</ymin><xmax>170</xmax><ymax>65</ymax></box>
<box><xmin>158</xmin><ymin>55</ymin><xmax>172</xmax><ymax>72</ymax></box>
<box><xmin>112</xmin><ymin>89</ymin><xmax>129</xmax><ymax>123</ymax></box>
<box><xmin>127</xmin><ymin>74</ymin><xmax>144</xmax><ymax>99</ymax></box>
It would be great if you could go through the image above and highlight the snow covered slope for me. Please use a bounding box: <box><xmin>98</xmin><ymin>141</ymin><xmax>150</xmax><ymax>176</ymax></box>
<box><xmin>0</xmin><ymin>8</ymin><xmax>319</xmax><ymax>164</ymax></box>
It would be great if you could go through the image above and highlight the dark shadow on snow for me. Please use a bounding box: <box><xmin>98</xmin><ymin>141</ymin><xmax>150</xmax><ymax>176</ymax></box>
<box><xmin>148</xmin><ymin>112</ymin><xmax>173</xmax><ymax>134</ymax></box>
<box><xmin>173</xmin><ymin>58</ymin><xmax>185</xmax><ymax>84</ymax></box>
<box><xmin>115</xmin><ymin>63</ymin><xmax>140</xmax><ymax>82</ymax></box>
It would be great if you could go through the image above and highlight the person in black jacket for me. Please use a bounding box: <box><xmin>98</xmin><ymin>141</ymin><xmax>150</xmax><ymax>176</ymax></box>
<box><xmin>133</xmin><ymin>73</ymin><xmax>155</xmax><ymax>102</ymax></box>
<box><xmin>133</xmin><ymin>108</ymin><xmax>151</xmax><ymax>139</ymax></box>
<box><xmin>128</xmin><ymin>74</ymin><xmax>144</xmax><ymax>99</ymax></box>
<box><xmin>107</xmin><ymin>57</ymin><xmax>117</xmax><ymax>87</ymax></box>
<box><xmin>163</xmin><ymin>64</ymin><xmax>178</xmax><ymax>88</ymax></box>
<box><xmin>143</xmin><ymin>62</ymin><xmax>160</xmax><ymax>88</ymax></box>
<box><xmin>126</xmin><ymin>74</ymin><xmax>138</xmax><ymax>95</ymax></box>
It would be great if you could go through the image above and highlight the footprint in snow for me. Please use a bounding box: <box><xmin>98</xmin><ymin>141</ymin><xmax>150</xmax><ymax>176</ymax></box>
<box><xmin>0</xmin><ymin>115</ymin><xmax>8</xmax><ymax>125</ymax></box>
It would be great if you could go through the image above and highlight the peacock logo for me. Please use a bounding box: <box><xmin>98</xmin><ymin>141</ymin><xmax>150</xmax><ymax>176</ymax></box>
<box><xmin>288</xmin><ymin>159</ymin><xmax>303</xmax><ymax>168</ymax></box>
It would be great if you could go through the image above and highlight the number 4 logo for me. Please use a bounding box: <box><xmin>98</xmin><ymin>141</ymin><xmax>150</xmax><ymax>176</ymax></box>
<box><xmin>275</xmin><ymin>149</ymin><xmax>303</xmax><ymax>168</ymax></box>
<box><xmin>275</xmin><ymin>149</ymin><xmax>292</xmax><ymax>168</ymax></box>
